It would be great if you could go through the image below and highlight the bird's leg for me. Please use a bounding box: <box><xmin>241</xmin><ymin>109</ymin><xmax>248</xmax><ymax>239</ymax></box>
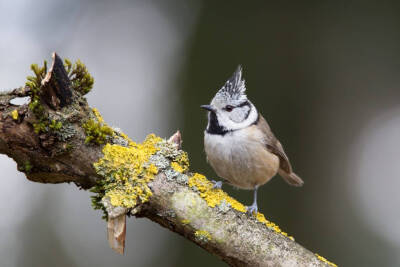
<box><xmin>211</xmin><ymin>180</ymin><xmax>223</xmax><ymax>189</ymax></box>
<box><xmin>246</xmin><ymin>185</ymin><xmax>259</xmax><ymax>215</ymax></box>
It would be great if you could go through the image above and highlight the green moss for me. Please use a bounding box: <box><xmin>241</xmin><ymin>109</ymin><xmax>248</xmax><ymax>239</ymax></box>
<box><xmin>32</xmin><ymin>122</ymin><xmax>47</xmax><ymax>134</ymax></box>
<box><xmin>64</xmin><ymin>58</ymin><xmax>94</xmax><ymax>95</ymax></box>
<box><xmin>83</xmin><ymin>118</ymin><xmax>114</xmax><ymax>145</ymax></box>
<box><xmin>18</xmin><ymin>160</ymin><xmax>33</xmax><ymax>174</ymax></box>
<box><xmin>26</xmin><ymin>61</ymin><xmax>48</xmax><ymax>134</ymax></box>
<box><xmin>25</xmin><ymin>58</ymin><xmax>94</xmax><ymax>135</ymax></box>
<box><xmin>24</xmin><ymin>161</ymin><xmax>33</xmax><ymax>173</ymax></box>
<box><xmin>26</xmin><ymin>61</ymin><xmax>64</xmax><ymax>135</ymax></box>
<box><xmin>65</xmin><ymin>143</ymin><xmax>74</xmax><ymax>151</ymax></box>
<box><xmin>90</xmin><ymin>178</ymin><xmax>109</xmax><ymax>220</ymax></box>
<box><xmin>26</xmin><ymin>62</ymin><xmax>47</xmax><ymax>95</ymax></box>
<box><xmin>49</xmin><ymin>119</ymin><xmax>62</xmax><ymax>130</ymax></box>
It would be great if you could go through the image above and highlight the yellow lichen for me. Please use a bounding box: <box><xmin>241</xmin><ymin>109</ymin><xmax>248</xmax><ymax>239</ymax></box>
<box><xmin>170</xmin><ymin>151</ymin><xmax>189</xmax><ymax>173</ymax></box>
<box><xmin>147</xmin><ymin>164</ymin><xmax>158</xmax><ymax>175</ymax></box>
<box><xmin>93</xmin><ymin>134</ymin><xmax>162</xmax><ymax>208</ymax></box>
<box><xmin>171</xmin><ymin>162</ymin><xmax>184</xmax><ymax>173</ymax></box>
<box><xmin>110</xmin><ymin>125</ymin><xmax>136</xmax><ymax>147</ymax></box>
<box><xmin>188</xmin><ymin>172</ymin><xmax>297</xmax><ymax>240</ymax></box>
<box><xmin>315</xmin><ymin>254</ymin><xmax>337</xmax><ymax>267</ymax></box>
<box><xmin>11</xmin><ymin>109</ymin><xmax>18</xmax><ymax>120</ymax></box>
<box><xmin>118</xmin><ymin>131</ymin><xmax>136</xmax><ymax>146</ymax></box>
<box><xmin>256</xmin><ymin>213</ymin><xmax>294</xmax><ymax>240</ymax></box>
<box><xmin>181</xmin><ymin>219</ymin><xmax>190</xmax><ymax>225</ymax></box>
<box><xmin>195</xmin><ymin>230</ymin><xmax>212</xmax><ymax>241</ymax></box>
<box><xmin>188</xmin><ymin>173</ymin><xmax>246</xmax><ymax>212</ymax></box>
<box><xmin>90</xmin><ymin>128</ymin><xmax>333</xmax><ymax>264</ymax></box>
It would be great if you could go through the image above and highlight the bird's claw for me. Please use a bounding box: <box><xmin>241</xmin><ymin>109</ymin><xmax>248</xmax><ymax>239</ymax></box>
<box><xmin>211</xmin><ymin>180</ymin><xmax>222</xmax><ymax>189</ymax></box>
<box><xmin>246</xmin><ymin>203</ymin><xmax>258</xmax><ymax>216</ymax></box>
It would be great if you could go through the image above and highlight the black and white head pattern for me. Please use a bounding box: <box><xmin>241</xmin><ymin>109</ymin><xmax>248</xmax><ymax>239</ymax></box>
<box><xmin>206</xmin><ymin>65</ymin><xmax>259</xmax><ymax>135</ymax></box>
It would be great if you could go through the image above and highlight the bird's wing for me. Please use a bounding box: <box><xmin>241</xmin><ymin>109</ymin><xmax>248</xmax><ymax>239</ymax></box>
<box><xmin>257</xmin><ymin>114</ymin><xmax>304</xmax><ymax>186</ymax></box>
<box><xmin>257</xmin><ymin>114</ymin><xmax>292</xmax><ymax>173</ymax></box>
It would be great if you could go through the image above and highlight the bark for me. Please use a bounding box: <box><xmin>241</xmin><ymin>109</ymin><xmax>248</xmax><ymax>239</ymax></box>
<box><xmin>0</xmin><ymin>53</ymin><xmax>335</xmax><ymax>267</ymax></box>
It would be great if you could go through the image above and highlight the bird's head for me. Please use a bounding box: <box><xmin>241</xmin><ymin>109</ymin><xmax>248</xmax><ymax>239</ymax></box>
<box><xmin>201</xmin><ymin>66</ymin><xmax>258</xmax><ymax>134</ymax></box>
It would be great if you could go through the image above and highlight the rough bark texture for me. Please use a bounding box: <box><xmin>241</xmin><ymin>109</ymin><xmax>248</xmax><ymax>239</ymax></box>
<box><xmin>0</xmin><ymin>53</ymin><xmax>334</xmax><ymax>267</ymax></box>
<box><xmin>141</xmin><ymin>172</ymin><xmax>326</xmax><ymax>267</ymax></box>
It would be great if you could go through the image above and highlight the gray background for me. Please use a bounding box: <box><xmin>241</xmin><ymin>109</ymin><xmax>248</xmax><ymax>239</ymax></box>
<box><xmin>1</xmin><ymin>1</ymin><xmax>400</xmax><ymax>266</ymax></box>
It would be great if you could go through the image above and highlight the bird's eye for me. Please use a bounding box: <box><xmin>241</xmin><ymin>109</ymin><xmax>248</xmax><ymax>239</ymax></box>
<box><xmin>224</xmin><ymin>105</ymin><xmax>234</xmax><ymax>112</ymax></box>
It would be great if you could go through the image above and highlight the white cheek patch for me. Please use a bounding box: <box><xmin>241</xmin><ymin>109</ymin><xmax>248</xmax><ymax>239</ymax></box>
<box><xmin>222</xmin><ymin>104</ymin><xmax>258</xmax><ymax>131</ymax></box>
<box><xmin>229</xmin><ymin>106</ymin><xmax>250</xmax><ymax>123</ymax></box>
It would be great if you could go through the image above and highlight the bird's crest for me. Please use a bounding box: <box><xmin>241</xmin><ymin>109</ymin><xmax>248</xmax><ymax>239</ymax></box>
<box><xmin>216</xmin><ymin>65</ymin><xmax>246</xmax><ymax>100</ymax></box>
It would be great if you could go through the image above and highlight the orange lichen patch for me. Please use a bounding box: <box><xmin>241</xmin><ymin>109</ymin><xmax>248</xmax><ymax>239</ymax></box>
<box><xmin>188</xmin><ymin>173</ymin><xmax>246</xmax><ymax>213</ymax></box>
<box><xmin>315</xmin><ymin>254</ymin><xmax>338</xmax><ymax>267</ymax></box>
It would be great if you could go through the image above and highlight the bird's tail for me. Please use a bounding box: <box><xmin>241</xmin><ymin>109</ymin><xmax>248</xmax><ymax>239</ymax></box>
<box><xmin>278</xmin><ymin>169</ymin><xmax>304</xmax><ymax>187</ymax></box>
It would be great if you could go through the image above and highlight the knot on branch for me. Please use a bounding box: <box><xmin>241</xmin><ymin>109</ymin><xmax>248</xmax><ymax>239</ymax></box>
<box><xmin>0</xmin><ymin>52</ymin><xmax>100</xmax><ymax>188</ymax></box>
<box><xmin>41</xmin><ymin>53</ymin><xmax>73</xmax><ymax>109</ymax></box>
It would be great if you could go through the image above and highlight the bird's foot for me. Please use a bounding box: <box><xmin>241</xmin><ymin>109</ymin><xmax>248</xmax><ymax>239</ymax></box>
<box><xmin>211</xmin><ymin>180</ymin><xmax>222</xmax><ymax>189</ymax></box>
<box><xmin>246</xmin><ymin>203</ymin><xmax>258</xmax><ymax>216</ymax></box>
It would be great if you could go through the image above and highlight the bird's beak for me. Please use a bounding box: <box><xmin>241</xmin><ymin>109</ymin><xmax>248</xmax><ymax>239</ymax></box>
<box><xmin>200</xmin><ymin>105</ymin><xmax>215</xmax><ymax>112</ymax></box>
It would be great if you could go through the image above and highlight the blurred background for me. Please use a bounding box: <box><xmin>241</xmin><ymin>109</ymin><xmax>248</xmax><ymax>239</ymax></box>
<box><xmin>1</xmin><ymin>0</ymin><xmax>400</xmax><ymax>266</ymax></box>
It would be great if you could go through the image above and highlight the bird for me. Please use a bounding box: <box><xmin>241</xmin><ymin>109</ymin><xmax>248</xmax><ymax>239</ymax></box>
<box><xmin>201</xmin><ymin>65</ymin><xmax>304</xmax><ymax>215</ymax></box>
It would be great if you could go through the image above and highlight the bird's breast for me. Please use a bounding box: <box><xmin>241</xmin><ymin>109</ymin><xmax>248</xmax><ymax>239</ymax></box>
<box><xmin>204</xmin><ymin>126</ymin><xmax>279</xmax><ymax>189</ymax></box>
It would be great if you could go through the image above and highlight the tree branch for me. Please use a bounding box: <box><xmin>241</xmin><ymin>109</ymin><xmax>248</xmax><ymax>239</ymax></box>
<box><xmin>0</xmin><ymin>53</ymin><xmax>336</xmax><ymax>267</ymax></box>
